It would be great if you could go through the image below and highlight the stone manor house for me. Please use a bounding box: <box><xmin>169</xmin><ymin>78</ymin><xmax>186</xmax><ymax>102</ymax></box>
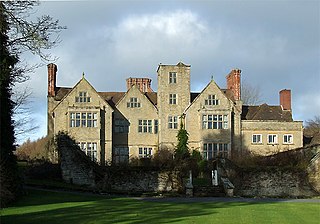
<box><xmin>47</xmin><ymin>62</ymin><xmax>303</xmax><ymax>164</ymax></box>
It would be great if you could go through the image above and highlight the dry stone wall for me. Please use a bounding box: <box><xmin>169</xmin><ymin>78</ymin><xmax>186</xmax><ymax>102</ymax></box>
<box><xmin>57</xmin><ymin>133</ymin><xmax>101</xmax><ymax>187</ymax></box>
<box><xmin>57</xmin><ymin>133</ymin><xmax>182</xmax><ymax>193</ymax></box>
<box><xmin>221</xmin><ymin>145</ymin><xmax>320</xmax><ymax>198</ymax></box>
<box><xmin>236</xmin><ymin>169</ymin><xmax>317</xmax><ymax>197</ymax></box>
<box><xmin>100</xmin><ymin>169</ymin><xmax>182</xmax><ymax>193</ymax></box>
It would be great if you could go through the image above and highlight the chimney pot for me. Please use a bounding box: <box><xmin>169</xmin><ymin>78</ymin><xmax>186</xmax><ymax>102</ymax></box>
<box><xmin>48</xmin><ymin>63</ymin><xmax>57</xmax><ymax>97</ymax></box>
<box><xmin>226</xmin><ymin>68</ymin><xmax>241</xmax><ymax>101</ymax></box>
<box><xmin>280</xmin><ymin>89</ymin><xmax>291</xmax><ymax>111</ymax></box>
<box><xmin>126</xmin><ymin>77</ymin><xmax>153</xmax><ymax>93</ymax></box>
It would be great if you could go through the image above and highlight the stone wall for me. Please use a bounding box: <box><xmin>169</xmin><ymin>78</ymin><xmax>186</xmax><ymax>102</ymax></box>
<box><xmin>57</xmin><ymin>133</ymin><xmax>102</xmax><ymax>187</ymax></box>
<box><xmin>57</xmin><ymin>133</ymin><xmax>182</xmax><ymax>193</ymax></box>
<box><xmin>236</xmin><ymin>169</ymin><xmax>317</xmax><ymax>197</ymax></box>
<box><xmin>221</xmin><ymin>145</ymin><xmax>320</xmax><ymax>198</ymax></box>
<box><xmin>99</xmin><ymin>169</ymin><xmax>182</xmax><ymax>193</ymax></box>
<box><xmin>307</xmin><ymin>145</ymin><xmax>320</xmax><ymax>192</ymax></box>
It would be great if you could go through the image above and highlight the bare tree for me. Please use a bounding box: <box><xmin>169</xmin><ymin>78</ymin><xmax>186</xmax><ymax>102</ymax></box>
<box><xmin>5</xmin><ymin>1</ymin><xmax>66</xmax><ymax>140</ymax></box>
<box><xmin>241</xmin><ymin>79</ymin><xmax>263</xmax><ymax>105</ymax></box>
<box><xmin>304</xmin><ymin>116</ymin><xmax>320</xmax><ymax>145</ymax></box>
<box><xmin>12</xmin><ymin>87</ymin><xmax>39</xmax><ymax>139</ymax></box>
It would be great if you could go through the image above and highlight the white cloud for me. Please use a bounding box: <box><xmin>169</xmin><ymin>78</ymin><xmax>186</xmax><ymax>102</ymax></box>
<box><xmin>110</xmin><ymin>10</ymin><xmax>217</xmax><ymax>63</ymax></box>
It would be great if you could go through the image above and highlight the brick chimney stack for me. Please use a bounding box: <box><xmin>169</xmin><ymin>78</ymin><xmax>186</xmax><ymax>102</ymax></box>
<box><xmin>226</xmin><ymin>69</ymin><xmax>241</xmax><ymax>101</ymax></box>
<box><xmin>48</xmin><ymin>63</ymin><xmax>57</xmax><ymax>97</ymax></box>
<box><xmin>280</xmin><ymin>89</ymin><xmax>291</xmax><ymax>111</ymax></box>
<box><xmin>126</xmin><ymin>77</ymin><xmax>153</xmax><ymax>93</ymax></box>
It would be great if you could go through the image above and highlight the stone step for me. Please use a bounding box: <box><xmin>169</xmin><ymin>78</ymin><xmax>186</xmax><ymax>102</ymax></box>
<box><xmin>193</xmin><ymin>185</ymin><xmax>225</xmax><ymax>197</ymax></box>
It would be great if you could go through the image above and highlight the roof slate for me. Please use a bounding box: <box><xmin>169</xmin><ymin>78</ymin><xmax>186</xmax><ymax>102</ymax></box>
<box><xmin>54</xmin><ymin>87</ymin><xmax>72</xmax><ymax>100</ymax></box>
<box><xmin>242</xmin><ymin>103</ymin><xmax>293</xmax><ymax>121</ymax></box>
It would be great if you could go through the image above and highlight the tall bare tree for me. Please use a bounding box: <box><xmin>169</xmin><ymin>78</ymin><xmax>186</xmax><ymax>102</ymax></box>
<box><xmin>304</xmin><ymin>116</ymin><xmax>320</xmax><ymax>145</ymax></box>
<box><xmin>0</xmin><ymin>1</ymin><xmax>65</xmax><ymax>207</ymax></box>
<box><xmin>241</xmin><ymin>79</ymin><xmax>263</xmax><ymax>105</ymax></box>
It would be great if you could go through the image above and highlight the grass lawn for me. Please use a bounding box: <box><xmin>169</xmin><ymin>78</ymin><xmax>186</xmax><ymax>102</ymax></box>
<box><xmin>1</xmin><ymin>189</ymin><xmax>319</xmax><ymax>224</ymax></box>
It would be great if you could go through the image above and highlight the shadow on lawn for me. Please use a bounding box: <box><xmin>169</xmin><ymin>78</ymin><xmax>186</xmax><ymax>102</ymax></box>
<box><xmin>1</xmin><ymin>189</ymin><xmax>254</xmax><ymax>224</ymax></box>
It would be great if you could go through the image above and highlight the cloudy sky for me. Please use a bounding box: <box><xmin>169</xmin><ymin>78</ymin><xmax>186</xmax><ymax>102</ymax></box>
<box><xmin>16</xmin><ymin>0</ymin><xmax>320</xmax><ymax>143</ymax></box>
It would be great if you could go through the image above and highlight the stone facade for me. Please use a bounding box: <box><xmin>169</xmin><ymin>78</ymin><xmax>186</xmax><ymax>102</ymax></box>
<box><xmin>47</xmin><ymin>62</ymin><xmax>303</xmax><ymax>164</ymax></box>
<box><xmin>241</xmin><ymin>120</ymin><xmax>303</xmax><ymax>155</ymax></box>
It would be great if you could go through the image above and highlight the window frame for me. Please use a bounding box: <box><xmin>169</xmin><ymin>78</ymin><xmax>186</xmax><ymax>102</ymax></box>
<box><xmin>168</xmin><ymin>115</ymin><xmax>178</xmax><ymax>129</ymax></box>
<box><xmin>138</xmin><ymin>147</ymin><xmax>153</xmax><ymax>158</ymax></box>
<box><xmin>113</xmin><ymin>147</ymin><xmax>129</xmax><ymax>164</ymax></box>
<box><xmin>169</xmin><ymin>93</ymin><xmax>177</xmax><ymax>104</ymax></box>
<box><xmin>78</xmin><ymin>142</ymin><xmax>97</xmax><ymax>162</ymax></box>
<box><xmin>203</xmin><ymin>143</ymin><xmax>229</xmax><ymax>160</ymax></box>
<box><xmin>75</xmin><ymin>91</ymin><xmax>91</xmax><ymax>103</ymax></box>
<box><xmin>169</xmin><ymin>72</ymin><xmax>177</xmax><ymax>84</ymax></box>
<box><xmin>202</xmin><ymin>114</ymin><xmax>228</xmax><ymax>130</ymax></box>
<box><xmin>138</xmin><ymin>119</ymin><xmax>153</xmax><ymax>133</ymax></box>
<box><xmin>283</xmin><ymin>134</ymin><xmax>293</xmax><ymax>144</ymax></box>
<box><xmin>204</xmin><ymin>94</ymin><xmax>219</xmax><ymax>106</ymax></box>
<box><xmin>114</xmin><ymin>118</ymin><xmax>129</xmax><ymax>133</ymax></box>
<box><xmin>252</xmin><ymin>134</ymin><xmax>263</xmax><ymax>144</ymax></box>
<box><xmin>127</xmin><ymin>97</ymin><xmax>141</xmax><ymax>108</ymax></box>
<box><xmin>154</xmin><ymin>120</ymin><xmax>158</xmax><ymax>134</ymax></box>
<box><xmin>70</xmin><ymin>112</ymin><xmax>98</xmax><ymax>128</ymax></box>
<box><xmin>267</xmin><ymin>134</ymin><xmax>278</xmax><ymax>144</ymax></box>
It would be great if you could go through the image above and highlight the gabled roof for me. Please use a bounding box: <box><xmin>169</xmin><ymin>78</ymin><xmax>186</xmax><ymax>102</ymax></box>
<box><xmin>242</xmin><ymin>103</ymin><xmax>293</xmax><ymax>121</ymax></box>
<box><xmin>55</xmin><ymin>87</ymin><xmax>72</xmax><ymax>100</ymax></box>
<box><xmin>97</xmin><ymin>92</ymin><xmax>126</xmax><ymax>109</ymax></box>
<box><xmin>98</xmin><ymin>91</ymin><xmax>157</xmax><ymax>110</ymax></box>
<box><xmin>221</xmin><ymin>89</ymin><xmax>235</xmax><ymax>102</ymax></box>
<box><xmin>145</xmin><ymin>92</ymin><xmax>157</xmax><ymax>107</ymax></box>
<box><xmin>52</xmin><ymin>77</ymin><xmax>114</xmax><ymax>112</ymax></box>
<box><xmin>190</xmin><ymin>92</ymin><xmax>200</xmax><ymax>103</ymax></box>
<box><xmin>184</xmin><ymin>80</ymin><xmax>235</xmax><ymax>113</ymax></box>
<box><xmin>54</xmin><ymin>85</ymin><xmax>293</xmax><ymax>122</ymax></box>
<box><xmin>53</xmin><ymin>87</ymin><xmax>157</xmax><ymax>110</ymax></box>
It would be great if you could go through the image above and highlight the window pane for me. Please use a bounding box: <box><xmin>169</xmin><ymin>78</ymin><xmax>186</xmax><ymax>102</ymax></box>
<box><xmin>208</xmin><ymin>143</ymin><xmax>213</xmax><ymax>159</ymax></box>
<box><xmin>139</xmin><ymin>148</ymin><xmax>142</xmax><ymax>155</ymax></box>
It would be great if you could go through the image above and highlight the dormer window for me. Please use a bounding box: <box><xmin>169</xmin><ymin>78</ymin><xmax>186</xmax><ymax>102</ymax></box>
<box><xmin>169</xmin><ymin>72</ymin><xmax>177</xmax><ymax>84</ymax></box>
<box><xmin>75</xmin><ymin>91</ymin><xmax>91</xmax><ymax>103</ymax></box>
<box><xmin>205</xmin><ymin>94</ymin><xmax>219</xmax><ymax>106</ymax></box>
<box><xmin>127</xmin><ymin>97</ymin><xmax>141</xmax><ymax>108</ymax></box>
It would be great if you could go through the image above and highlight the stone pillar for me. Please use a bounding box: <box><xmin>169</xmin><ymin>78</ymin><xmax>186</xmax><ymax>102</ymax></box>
<box><xmin>186</xmin><ymin>170</ymin><xmax>193</xmax><ymax>197</ymax></box>
<box><xmin>212</xmin><ymin>170</ymin><xmax>218</xmax><ymax>186</ymax></box>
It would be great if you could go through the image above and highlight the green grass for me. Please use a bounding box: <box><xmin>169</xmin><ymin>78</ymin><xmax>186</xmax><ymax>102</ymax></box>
<box><xmin>1</xmin><ymin>189</ymin><xmax>319</xmax><ymax>224</ymax></box>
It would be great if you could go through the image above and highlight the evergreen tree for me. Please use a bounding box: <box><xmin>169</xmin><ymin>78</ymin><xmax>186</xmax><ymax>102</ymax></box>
<box><xmin>0</xmin><ymin>2</ymin><xmax>20</xmax><ymax>208</ymax></box>
<box><xmin>0</xmin><ymin>1</ymin><xmax>64</xmax><ymax>207</ymax></box>
<box><xmin>175</xmin><ymin>115</ymin><xmax>190</xmax><ymax>160</ymax></box>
